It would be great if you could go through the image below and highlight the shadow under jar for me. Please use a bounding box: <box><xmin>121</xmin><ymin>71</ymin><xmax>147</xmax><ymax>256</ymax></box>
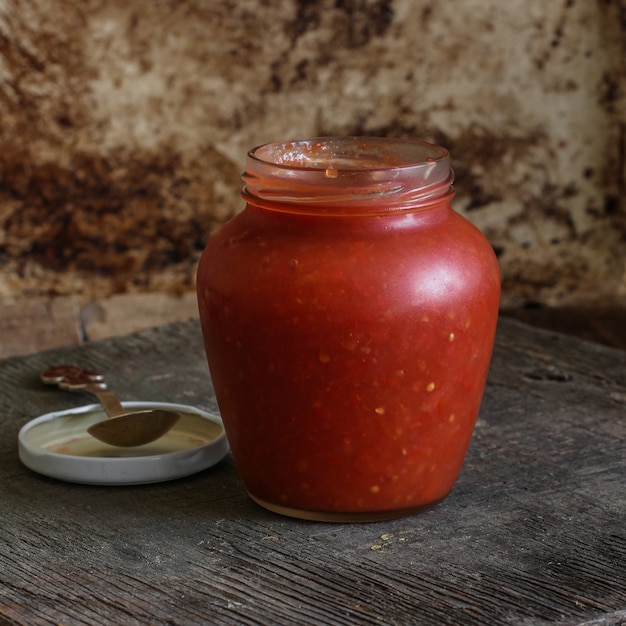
<box><xmin>197</xmin><ymin>137</ymin><xmax>501</xmax><ymax>522</ymax></box>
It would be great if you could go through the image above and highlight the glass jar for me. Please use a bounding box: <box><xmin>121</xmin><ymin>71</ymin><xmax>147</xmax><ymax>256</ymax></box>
<box><xmin>197</xmin><ymin>137</ymin><xmax>500</xmax><ymax>522</ymax></box>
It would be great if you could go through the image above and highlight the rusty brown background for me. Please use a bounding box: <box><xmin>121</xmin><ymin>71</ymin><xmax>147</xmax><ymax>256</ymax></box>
<box><xmin>1</xmin><ymin>0</ymin><xmax>625</xmax><ymax>310</ymax></box>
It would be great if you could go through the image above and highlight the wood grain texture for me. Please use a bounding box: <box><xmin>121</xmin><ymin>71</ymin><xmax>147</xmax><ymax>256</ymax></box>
<box><xmin>0</xmin><ymin>298</ymin><xmax>81</xmax><ymax>359</ymax></box>
<box><xmin>0</xmin><ymin>318</ymin><xmax>624</xmax><ymax>626</ymax></box>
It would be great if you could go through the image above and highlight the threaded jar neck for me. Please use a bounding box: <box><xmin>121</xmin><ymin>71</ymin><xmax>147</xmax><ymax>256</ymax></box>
<box><xmin>242</xmin><ymin>137</ymin><xmax>454</xmax><ymax>215</ymax></box>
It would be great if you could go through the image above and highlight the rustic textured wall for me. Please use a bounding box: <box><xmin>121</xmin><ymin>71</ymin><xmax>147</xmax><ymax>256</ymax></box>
<box><xmin>0</xmin><ymin>0</ymin><xmax>625</xmax><ymax>309</ymax></box>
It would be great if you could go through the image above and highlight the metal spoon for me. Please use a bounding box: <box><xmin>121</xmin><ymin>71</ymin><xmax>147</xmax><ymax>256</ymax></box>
<box><xmin>41</xmin><ymin>365</ymin><xmax>181</xmax><ymax>447</ymax></box>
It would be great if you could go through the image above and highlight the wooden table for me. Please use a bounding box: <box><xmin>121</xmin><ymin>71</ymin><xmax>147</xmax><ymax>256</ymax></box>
<box><xmin>1</xmin><ymin>318</ymin><xmax>625</xmax><ymax>626</ymax></box>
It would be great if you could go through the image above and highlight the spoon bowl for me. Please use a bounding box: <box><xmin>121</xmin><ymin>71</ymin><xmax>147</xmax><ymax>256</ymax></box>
<box><xmin>86</xmin><ymin>408</ymin><xmax>181</xmax><ymax>447</ymax></box>
<box><xmin>41</xmin><ymin>365</ymin><xmax>181</xmax><ymax>447</ymax></box>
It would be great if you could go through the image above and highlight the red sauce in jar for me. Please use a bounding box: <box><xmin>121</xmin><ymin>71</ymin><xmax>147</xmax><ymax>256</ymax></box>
<box><xmin>197</xmin><ymin>137</ymin><xmax>500</xmax><ymax>521</ymax></box>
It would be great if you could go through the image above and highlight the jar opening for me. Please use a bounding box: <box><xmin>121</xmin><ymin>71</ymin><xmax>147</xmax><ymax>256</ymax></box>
<box><xmin>250</xmin><ymin>137</ymin><xmax>448</xmax><ymax>171</ymax></box>
<box><xmin>242</xmin><ymin>136</ymin><xmax>454</xmax><ymax>214</ymax></box>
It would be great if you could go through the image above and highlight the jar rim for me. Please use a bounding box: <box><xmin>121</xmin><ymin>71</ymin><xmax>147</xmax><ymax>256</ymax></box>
<box><xmin>248</xmin><ymin>136</ymin><xmax>449</xmax><ymax>171</ymax></box>
<box><xmin>243</xmin><ymin>136</ymin><xmax>454</xmax><ymax>213</ymax></box>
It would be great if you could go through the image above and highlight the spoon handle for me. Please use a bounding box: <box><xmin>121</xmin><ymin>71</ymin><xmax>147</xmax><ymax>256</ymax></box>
<box><xmin>77</xmin><ymin>384</ymin><xmax>125</xmax><ymax>418</ymax></box>
<box><xmin>40</xmin><ymin>365</ymin><xmax>125</xmax><ymax>417</ymax></box>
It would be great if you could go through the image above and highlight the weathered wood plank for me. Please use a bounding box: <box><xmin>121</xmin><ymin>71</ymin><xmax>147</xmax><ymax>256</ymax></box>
<box><xmin>501</xmin><ymin>306</ymin><xmax>626</xmax><ymax>352</ymax></box>
<box><xmin>0</xmin><ymin>297</ymin><xmax>81</xmax><ymax>359</ymax></box>
<box><xmin>81</xmin><ymin>292</ymin><xmax>199</xmax><ymax>341</ymax></box>
<box><xmin>0</xmin><ymin>318</ymin><xmax>624</xmax><ymax>626</ymax></box>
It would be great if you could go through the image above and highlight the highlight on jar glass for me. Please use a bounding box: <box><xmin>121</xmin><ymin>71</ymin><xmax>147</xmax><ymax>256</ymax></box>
<box><xmin>197</xmin><ymin>136</ymin><xmax>501</xmax><ymax>522</ymax></box>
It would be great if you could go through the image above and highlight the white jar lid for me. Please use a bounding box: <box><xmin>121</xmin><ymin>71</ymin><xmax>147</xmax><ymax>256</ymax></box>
<box><xmin>18</xmin><ymin>401</ymin><xmax>229</xmax><ymax>485</ymax></box>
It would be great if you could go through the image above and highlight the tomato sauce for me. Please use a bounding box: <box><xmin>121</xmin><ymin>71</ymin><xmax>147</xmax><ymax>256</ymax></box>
<box><xmin>197</xmin><ymin>137</ymin><xmax>500</xmax><ymax>521</ymax></box>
